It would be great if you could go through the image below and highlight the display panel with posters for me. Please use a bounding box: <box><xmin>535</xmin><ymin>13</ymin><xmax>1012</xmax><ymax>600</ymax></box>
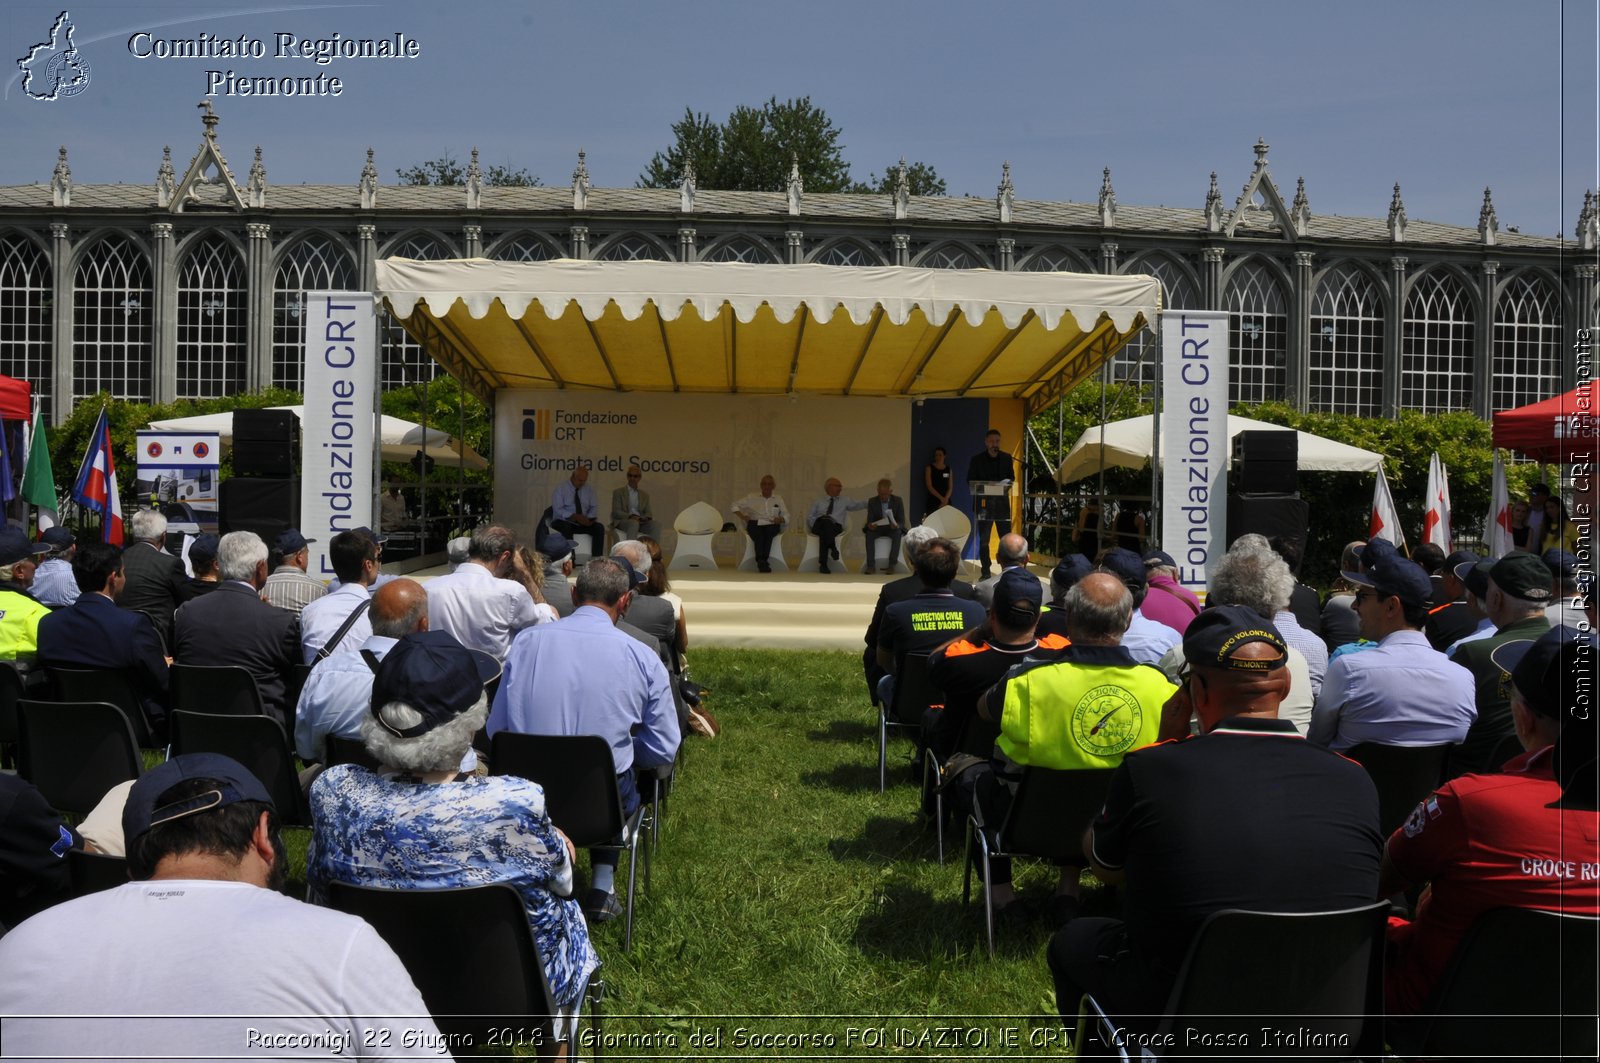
<box><xmin>135</xmin><ymin>431</ymin><xmax>221</xmax><ymax>540</ymax></box>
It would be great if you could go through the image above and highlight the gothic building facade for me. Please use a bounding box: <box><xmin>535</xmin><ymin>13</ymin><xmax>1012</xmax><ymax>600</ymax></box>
<box><xmin>0</xmin><ymin>108</ymin><xmax>1590</xmax><ymax>425</ymax></box>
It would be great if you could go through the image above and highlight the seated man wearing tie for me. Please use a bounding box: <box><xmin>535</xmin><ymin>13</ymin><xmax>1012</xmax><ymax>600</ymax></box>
<box><xmin>610</xmin><ymin>465</ymin><xmax>659</xmax><ymax>541</ymax></box>
<box><xmin>550</xmin><ymin>464</ymin><xmax>604</xmax><ymax>559</ymax></box>
<box><xmin>806</xmin><ymin>479</ymin><xmax>867</xmax><ymax>575</ymax></box>
<box><xmin>864</xmin><ymin>479</ymin><xmax>907</xmax><ymax>575</ymax></box>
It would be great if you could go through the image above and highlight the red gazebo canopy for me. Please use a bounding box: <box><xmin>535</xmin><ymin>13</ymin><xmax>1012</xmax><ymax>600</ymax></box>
<box><xmin>0</xmin><ymin>376</ymin><xmax>29</xmax><ymax>422</ymax></box>
<box><xmin>1492</xmin><ymin>387</ymin><xmax>1597</xmax><ymax>464</ymax></box>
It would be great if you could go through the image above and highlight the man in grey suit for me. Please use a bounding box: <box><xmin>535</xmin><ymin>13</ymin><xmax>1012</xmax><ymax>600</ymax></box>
<box><xmin>863</xmin><ymin>479</ymin><xmax>907</xmax><ymax>575</ymax></box>
<box><xmin>539</xmin><ymin>531</ymin><xmax>576</xmax><ymax>618</ymax></box>
<box><xmin>610</xmin><ymin>465</ymin><xmax>659</xmax><ymax>540</ymax></box>
<box><xmin>118</xmin><ymin>508</ymin><xmax>191</xmax><ymax>650</ymax></box>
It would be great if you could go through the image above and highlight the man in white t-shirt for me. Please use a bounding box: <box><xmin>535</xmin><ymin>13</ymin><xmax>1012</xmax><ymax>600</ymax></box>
<box><xmin>0</xmin><ymin>753</ymin><xmax>441</xmax><ymax>1059</ymax></box>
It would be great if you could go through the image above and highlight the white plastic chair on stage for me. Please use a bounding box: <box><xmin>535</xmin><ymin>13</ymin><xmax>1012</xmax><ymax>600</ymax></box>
<box><xmin>865</xmin><ymin>533</ymin><xmax>898</xmax><ymax>572</ymax></box>
<box><xmin>668</xmin><ymin>502</ymin><xmax>723</xmax><ymax>571</ymax></box>
<box><xmin>923</xmin><ymin>505</ymin><xmax>972</xmax><ymax>554</ymax></box>
<box><xmin>738</xmin><ymin>529</ymin><xmax>790</xmax><ymax>572</ymax></box>
<box><xmin>798</xmin><ymin>515</ymin><xmax>857</xmax><ymax>573</ymax></box>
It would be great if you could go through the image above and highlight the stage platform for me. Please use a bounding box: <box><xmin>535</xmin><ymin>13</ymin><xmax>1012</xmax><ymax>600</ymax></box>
<box><xmin>401</xmin><ymin>562</ymin><xmax>1012</xmax><ymax>651</ymax></box>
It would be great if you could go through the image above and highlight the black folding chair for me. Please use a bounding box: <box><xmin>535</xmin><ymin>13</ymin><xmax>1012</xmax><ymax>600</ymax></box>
<box><xmin>0</xmin><ymin>661</ymin><xmax>26</xmax><ymax>768</ymax></box>
<box><xmin>1076</xmin><ymin>901</ymin><xmax>1390</xmax><ymax>1060</ymax></box>
<box><xmin>285</xmin><ymin>661</ymin><xmax>315</xmax><ymax>718</ymax></box>
<box><xmin>16</xmin><ymin>699</ymin><xmax>143</xmax><ymax>817</ymax></box>
<box><xmin>1345</xmin><ymin>742</ymin><xmax>1451</xmax><ymax>837</ymax></box>
<box><xmin>881</xmin><ymin>652</ymin><xmax>940</xmax><ymax>793</ymax></box>
<box><xmin>169</xmin><ymin>663</ymin><xmax>266</xmax><ymax>717</ymax></box>
<box><xmin>963</xmin><ymin>766</ymin><xmax>1115</xmax><ymax>956</ymax></box>
<box><xmin>1389</xmin><ymin>907</ymin><xmax>1599</xmax><ymax>1060</ymax></box>
<box><xmin>323</xmin><ymin>733</ymin><xmax>383</xmax><ymax>771</ymax></box>
<box><xmin>50</xmin><ymin>666</ymin><xmax>157</xmax><ymax>748</ymax></box>
<box><xmin>324</xmin><ymin>882</ymin><xmax>603</xmax><ymax>1060</ymax></box>
<box><xmin>168</xmin><ymin>709</ymin><xmax>309</xmax><ymax>826</ymax></box>
<box><xmin>67</xmin><ymin>849</ymin><xmax>129</xmax><ymax>897</ymax></box>
<box><xmin>491</xmin><ymin>732</ymin><xmax>647</xmax><ymax>953</ymax></box>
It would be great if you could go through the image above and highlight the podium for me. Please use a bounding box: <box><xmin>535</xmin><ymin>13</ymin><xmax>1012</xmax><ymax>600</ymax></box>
<box><xmin>969</xmin><ymin>479</ymin><xmax>1012</xmax><ymax>519</ymax></box>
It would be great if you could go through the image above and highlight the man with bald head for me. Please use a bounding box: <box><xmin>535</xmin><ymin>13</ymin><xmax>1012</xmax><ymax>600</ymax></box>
<box><xmin>806</xmin><ymin>478</ymin><xmax>867</xmax><ymax>575</ymax></box>
<box><xmin>292</xmin><ymin>577</ymin><xmax>486</xmax><ymax>771</ymax></box>
<box><xmin>1048</xmin><ymin>606</ymin><xmax>1382</xmax><ymax>1032</ymax></box>
<box><xmin>551</xmin><ymin>464</ymin><xmax>603</xmax><ymax>559</ymax></box>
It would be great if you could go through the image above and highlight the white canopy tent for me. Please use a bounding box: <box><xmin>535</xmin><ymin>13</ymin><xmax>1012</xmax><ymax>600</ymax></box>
<box><xmin>147</xmin><ymin>405</ymin><xmax>488</xmax><ymax>472</ymax></box>
<box><xmin>1057</xmin><ymin>413</ymin><xmax>1383</xmax><ymax>484</ymax></box>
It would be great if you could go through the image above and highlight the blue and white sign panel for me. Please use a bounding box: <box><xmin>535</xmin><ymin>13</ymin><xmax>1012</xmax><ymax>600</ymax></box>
<box><xmin>1159</xmin><ymin>310</ymin><xmax>1230</xmax><ymax>593</ymax></box>
<box><xmin>301</xmin><ymin>291</ymin><xmax>378</xmax><ymax>580</ymax></box>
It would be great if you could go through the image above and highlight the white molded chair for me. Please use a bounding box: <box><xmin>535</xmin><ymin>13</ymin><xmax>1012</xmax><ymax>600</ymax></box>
<box><xmin>738</xmin><ymin>529</ymin><xmax>790</xmax><ymax>572</ymax></box>
<box><xmin>923</xmin><ymin>505</ymin><xmax>972</xmax><ymax>555</ymax></box>
<box><xmin>667</xmin><ymin>502</ymin><xmax>723</xmax><ymax>571</ymax></box>
<box><xmin>798</xmin><ymin>515</ymin><xmax>856</xmax><ymax>573</ymax></box>
<box><xmin>865</xmin><ymin>532</ymin><xmax>898</xmax><ymax>572</ymax></box>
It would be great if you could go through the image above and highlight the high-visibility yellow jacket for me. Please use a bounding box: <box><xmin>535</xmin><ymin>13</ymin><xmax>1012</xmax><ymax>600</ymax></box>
<box><xmin>992</xmin><ymin>644</ymin><xmax>1175</xmax><ymax>769</ymax></box>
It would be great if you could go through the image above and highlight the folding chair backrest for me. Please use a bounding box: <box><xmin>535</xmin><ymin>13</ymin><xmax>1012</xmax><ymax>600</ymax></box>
<box><xmin>0</xmin><ymin>662</ymin><xmax>25</xmax><ymax>753</ymax></box>
<box><xmin>169</xmin><ymin>664</ymin><xmax>265</xmax><ymax>717</ymax></box>
<box><xmin>51</xmin><ymin>667</ymin><xmax>153</xmax><ymax>747</ymax></box>
<box><xmin>1158</xmin><ymin>902</ymin><xmax>1389</xmax><ymax>1056</ymax></box>
<box><xmin>168</xmin><ymin>709</ymin><xmax>307</xmax><ymax>825</ymax></box>
<box><xmin>999</xmin><ymin>766</ymin><xmax>1115</xmax><ymax>862</ymax></box>
<box><xmin>16</xmin><ymin>699</ymin><xmax>142</xmax><ymax>816</ymax></box>
<box><xmin>68</xmin><ymin>849</ymin><xmax>129</xmax><ymax>897</ymax></box>
<box><xmin>325</xmin><ymin>881</ymin><xmax>557</xmax><ymax>1049</ymax></box>
<box><xmin>889</xmin><ymin>652</ymin><xmax>941</xmax><ymax>726</ymax></box>
<box><xmin>1345</xmin><ymin>742</ymin><xmax>1451</xmax><ymax>836</ymax></box>
<box><xmin>323</xmin><ymin>734</ymin><xmax>382</xmax><ymax>771</ymax></box>
<box><xmin>284</xmin><ymin>662</ymin><xmax>314</xmax><ymax>718</ymax></box>
<box><xmin>490</xmin><ymin>732</ymin><xmax>624</xmax><ymax>848</ymax></box>
<box><xmin>1420</xmin><ymin>907</ymin><xmax>1599</xmax><ymax>1059</ymax></box>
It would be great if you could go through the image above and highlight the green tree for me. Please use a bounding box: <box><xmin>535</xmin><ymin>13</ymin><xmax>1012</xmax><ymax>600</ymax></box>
<box><xmin>397</xmin><ymin>151</ymin><xmax>540</xmax><ymax>187</ymax></box>
<box><xmin>851</xmin><ymin>160</ymin><xmax>948</xmax><ymax>197</ymax></box>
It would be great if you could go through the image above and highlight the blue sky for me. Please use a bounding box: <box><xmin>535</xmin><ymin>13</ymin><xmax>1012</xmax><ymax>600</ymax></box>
<box><xmin>2</xmin><ymin>0</ymin><xmax>1595</xmax><ymax>235</ymax></box>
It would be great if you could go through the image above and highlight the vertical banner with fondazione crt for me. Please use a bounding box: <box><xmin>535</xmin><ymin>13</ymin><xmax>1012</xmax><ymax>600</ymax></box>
<box><xmin>301</xmin><ymin>291</ymin><xmax>379</xmax><ymax>581</ymax></box>
<box><xmin>1159</xmin><ymin>309</ymin><xmax>1230</xmax><ymax>594</ymax></box>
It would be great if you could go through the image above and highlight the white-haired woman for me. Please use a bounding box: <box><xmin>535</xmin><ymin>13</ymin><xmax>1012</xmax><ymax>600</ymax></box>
<box><xmin>306</xmin><ymin>630</ymin><xmax>598</xmax><ymax>1044</ymax></box>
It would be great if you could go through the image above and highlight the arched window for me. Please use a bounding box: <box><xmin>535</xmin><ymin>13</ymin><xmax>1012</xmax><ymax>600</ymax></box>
<box><xmin>1309</xmin><ymin>264</ymin><xmax>1384</xmax><ymax>414</ymax></box>
<box><xmin>0</xmin><ymin>234</ymin><xmax>51</xmax><ymax>419</ymax></box>
<box><xmin>73</xmin><ymin>235</ymin><xmax>152</xmax><ymax>404</ymax></box>
<box><xmin>489</xmin><ymin>234</ymin><xmax>558</xmax><ymax>262</ymax></box>
<box><xmin>1020</xmin><ymin>247</ymin><xmax>1094</xmax><ymax>272</ymax></box>
<box><xmin>1113</xmin><ymin>255</ymin><xmax>1201</xmax><ymax>387</ymax></box>
<box><xmin>811</xmin><ymin>240</ymin><xmax>884</xmax><ymax>267</ymax></box>
<box><xmin>596</xmin><ymin>235</ymin><xmax>668</xmax><ymax>262</ymax></box>
<box><xmin>1401</xmin><ymin>271</ymin><xmax>1475</xmax><ymax>412</ymax></box>
<box><xmin>176</xmin><ymin>235</ymin><xmax>246</xmax><ymax>399</ymax></box>
<box><xmin>1226</xmin><ymin>260</ymin><xmax>1289</xmax><ymax>405</ymax></box>
<box><xmin>701</xmin><ymin>237</ymin><xmax>778</xmax><ymax>264</ymax></box>
<box><xmin>273</xmin><ymin>237</ymin><xmax>358</xmax><ymax>391</ymax></box>
<box><xmin>916</xmin><ymin>244</ymin><xmax>985</xmax><ymax>270</ymax></box>
<box><xmin>1493</xmin><ymin>273</ymin><xmax>1563</xmax><ymax>411</ymax></box>
<box><xmin>380</xmin><ymin>233</ymin><xmax>451</xmax><ymax>388</ymax></box>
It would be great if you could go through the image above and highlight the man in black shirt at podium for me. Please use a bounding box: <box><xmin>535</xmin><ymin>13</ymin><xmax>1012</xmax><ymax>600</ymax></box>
<box><xmin>966</xmin><ymin>429</ymin><xmax>1016</xmax><ymax>580</ymax></box>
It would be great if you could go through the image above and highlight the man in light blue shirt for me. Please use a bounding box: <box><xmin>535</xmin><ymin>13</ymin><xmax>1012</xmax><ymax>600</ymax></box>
<box><xmin>550</xmin><ymin>465</ymin><xmax>603</xmax><ymax>559</ymax></box>
<box><xmin>299</xmin><ymin>530</ymin><xmax>377</xmax><ymax>663</ymax></box>
<box><xmin>1097</xmin><ymin>548</ymin><xmax>1180</xmax><ymax>666</ymax></box>
<box><xmin>488</xmin><ymin>557</ymin><xmax>679</xmax><ymax>921</ymax></box>
<box><xmin>806</xmin><ymin>478</ymin><xmax>867</xmax><ymax>574</ymax></box>
<box><xmin>30</xmin><ymin>527</ymin><xmax>79</xmax><ymax>608</ymax></box>
<box><xmin>1308</xmin><ymin>553</ymin><xmax>1476</xmax><ymax>751</ymax></box>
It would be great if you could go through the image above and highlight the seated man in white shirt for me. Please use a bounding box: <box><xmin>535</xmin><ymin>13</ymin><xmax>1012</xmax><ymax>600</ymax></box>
<box><xmin>733</xmin><ymin>475</ymin><xmax>788</xmax><ymax>573</ymax></box>
<box><xmin>298</xmin><ymin>529</ymin><xmax>377</xmax><ymax>664</ymax></box>
<box><xmin>424</xmin><ymin>524</ymin><xmax>545</xmax><ymax>661</ymax></box>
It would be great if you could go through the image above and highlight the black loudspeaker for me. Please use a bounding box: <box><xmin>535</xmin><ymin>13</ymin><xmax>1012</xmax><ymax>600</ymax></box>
<box><xmin>233</xmin><ymin>409</ymin><xmax>300</xmax><ymax>477</ymax></box>
<box><xmin>1227</xmin><ymin>494</ymin><xmax>1310</xmax><ymax>562</ymax></box>
<box><xmin>220</xmin><ymin>477</ymin><xmax>300</xmax><ymax>541</ymax></box>
<box><xmin>1233</xmin><ymin>430</ymin><xmax>1298</xmax><ymax>496</ymax></box>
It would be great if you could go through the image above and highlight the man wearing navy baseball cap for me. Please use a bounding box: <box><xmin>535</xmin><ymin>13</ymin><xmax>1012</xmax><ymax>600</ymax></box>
<box><xmin>1308</xmin><ymin>551</ymin><xmax>1475</xmax><ymax>752</ymax></box>
<box><xmin>0</xmin><ymin>525</ymin><xmax>51</xmax><ymax>666</ymax></box>
<box><xmin>1381</xmin><ymin>624</ymin><xmax>1600</xmax><ymax>1020</ymax></box>
<box><xmin>1449</xmin><ymin>553</ymin><xmax>1553</xmax><ymax>776</ymax></box>
<box><xmin>0</xmin><ymin>753</ymin><xmax>441</xmax><ymax>1058</ymax></box>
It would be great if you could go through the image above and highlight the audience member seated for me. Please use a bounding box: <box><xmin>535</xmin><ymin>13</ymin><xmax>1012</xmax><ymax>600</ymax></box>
<box><xmin>1036</xmin><ymin>553</ymin><xmax>1092</xmax><ymax>642</ymax></box>
<box><xmin>612</xmin><ymin>541</ymin><xmax>677</xmax><ymax>661</ymax></box>
<box><xmin>0</xmin><ymin>773</ymin><xmax>81</xmax><ymax>931</ymax></box>
<box><xmin>172</xmin><ymin>531</ymin><xmax>300</xmax><ymax>725</ymax></box>
<box><xmin>1269</xmin><ymin>534</ymin><xmax>1323</xmax><ymax>640</ymax></box>
<box><xmin>38</xmin><ymin>539</ymin><xmax>170</xmax><ymax>737</ymax></box>
<box><xmin>116</xmin><ymin>508</ymin><xmax>190</xmax><ymax>649</ymax></box>
<box><xmin>861</xmin><ymin>526</ymin><xmax>976</xmax><ymax>702</ymax></box>
<box><xmin>806</xmin><ymin>477</ymin><xmax>867</xmax><ymax>574</ymax></box>
<box><xmin>1449</xmin><ymin>553</ymin><xmax>1553</xmax><ymax>776</ymax></box>
<box><xmin>1048</xmin><ymin>606</ymin><xmax>1382</xmax><ymax>1032</ymax></box>
<box><xmin>0</xmin><ymin>753</ymin><xmax>439</xmax><ymax>1057</ymax></box>
<box><xmin>1094</xmin><ymin>548</ymin><xmax>1180</xmax><ymax>666</ymax></box>
<box><xmin>1320</xmin><ymin>540</ymin><xmax>1366</xmax><ymax>653</ymax></box>
<box><xmin>1308</xmin><ymin>545</ymin><xmax>1475</xmax><ymax>752</ymax></box>
<box><xmin>183</xmin><ymin>533</ymin><xmax>221</xmax><ymax>599</ymax></box>
<box><xmin>962</xmin><ymin>572</ymin><xmax>1172</xmax><ymax>924</ymax></box>
<box><xmin>488</xmin><ymin>557</ymin><xmax>681</xmax><ymax>922</ymax></box>
<box><xmin>426</xmin><ymin>525</ymin><xmax>546</xmax><ymax>661</ymax></box>
<box><xmin>925</xmin><ymin>573</ymin><xmax>1069</xmax><ymax>766</ymax></box>
<box><xmin>1424</xmin><ymin>549</ymin><xmax>1482</xmax><ymax>651</ymax></box>
<box><xmin>30</xmin><ymin>527</ymin><xmax>78</xmax><ymax>608</ymax></box>
<box><xmin>539</xmin><ymin>532</ymin><xmax>577</xmax><ymax>618</ymax></box>
<box><xmin>1229</xmin><ymin>534</ymin><xmax>1327</xmax><ymax>700</ymax></box>
<box><xmin>299</xmin><ymin>530</ymin><xmax>378</xmax><ymax>664</ymax></box>
<box><xmin>307</xmin><ymin>630</ymin><xmax>598</xmax><ymax>1041</ymax></box>
<box><xmin>610</xmin><ymin>464</ymin><xmax>659</xmax><ymax>541</ymax></box>
<box><xmin>0</xmin><ymin>527</ymin><xmax>50</xmax><ymax>670</ymax></box>
<box><xmin>1542</xmin><ymin>549</ymin><xmax>1587</xmax><ymax>629</ymax></box>
<box><xmin>1381</xmin><ymin>624</ymin><xmax>1599</xmax><ymax>1016</ymax></box>
<box><xmin>974</xmin><ymin>534</ymin><xmax>1029</xmax><ymax>608</ymax></box>
<box><xmin>551</xmin><ymin>464</ymin><xmax>604</xmax><ymax>559</ymax></box>
<box><xmin>1446</xmin><ymin>559</ymin><xmax>1496</xmax><ymax>658</ymax></box>
<box><xmin>515</xmin><ymin>546</ymin><xmax>560</xmax><ymax>624</ymax></box>
<box><xmin>1155</xmin><ymin>538</ymin><xmax>1317</xmax><ymax>732</ymax></box>
<box><xmin>259</xmin><ymin>529</ymin><xmax>326</xmax><ymax>616</ymax></box>
<box><xmin>863</xmin><ymin>478</ymin><xmax>908</xmax><ymax>575</ymax></box>
<box><xmin>875</xmin><ymin>538</ymin><xmax>987</xmax><ymax>708</ymax></box>
<box><xmin>637</xmin><ymin>536</ymin><xmax>688</xmax><ymax>660</ymax></box>
<box><xmin>1137</xmin><ymin>549</ymin><xmax>1200</xmax><ymax>636</ymax></box>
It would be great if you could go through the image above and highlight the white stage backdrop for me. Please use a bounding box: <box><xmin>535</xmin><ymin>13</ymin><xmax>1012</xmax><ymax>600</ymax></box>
<box><xmin>1158</xmin><ymin>310</ymin><xmax>1230</xmax><ymax>591</ymax></box>
<box><xmin>495</xmin><ymin>390</ymin><xmax>913</xmax><ymax>548</ymax></box>
<box><xmin>301</xmin><ymin>291</ymin><xmax>378</xmax><ymax>579</ymax></box>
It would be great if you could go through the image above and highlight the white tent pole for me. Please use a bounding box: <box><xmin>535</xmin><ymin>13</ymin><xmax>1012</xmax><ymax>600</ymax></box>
<box><xmin>1149</xmin><ymin>315</ymin><xmax>1163</xmax><ymax>547</ymax></box>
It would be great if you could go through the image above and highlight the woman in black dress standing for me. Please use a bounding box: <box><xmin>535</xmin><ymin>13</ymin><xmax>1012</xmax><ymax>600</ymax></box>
<box><xmin>923</xmin><ymin>446</ymin><xmax>953</xmax><ymax>520</ymax></box>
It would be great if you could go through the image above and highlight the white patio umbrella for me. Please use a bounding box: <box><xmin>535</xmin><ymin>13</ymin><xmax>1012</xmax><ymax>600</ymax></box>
<box><xmin>1057</xmin><ymin>413</ymin><xmax>1383</xmax><ymax>484</ymax></box>
<box><xmin>147</xmin><ymin>405</ymin><xmax>488</xmax><ymax>471</ymax></box>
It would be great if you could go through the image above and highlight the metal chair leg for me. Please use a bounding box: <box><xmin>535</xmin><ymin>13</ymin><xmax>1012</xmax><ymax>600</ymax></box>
<box><xmin>961</xmin><ymin>817</ymin><xmax>975</xmax><ymax>905</ymax></box>
<box><xmin>978</xmin><ymin>832</ymin><xmax>995</xmax><ymax>957</ymax></box>
<box><xmin>877</xmin><ymin>706</ymin><xmax>888</xmax><ymax>793</ymax></box>
<box><xmin>623</xmin><ymin>830</ymin><xmax>639</xmax><ymax>954</ymax></box>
